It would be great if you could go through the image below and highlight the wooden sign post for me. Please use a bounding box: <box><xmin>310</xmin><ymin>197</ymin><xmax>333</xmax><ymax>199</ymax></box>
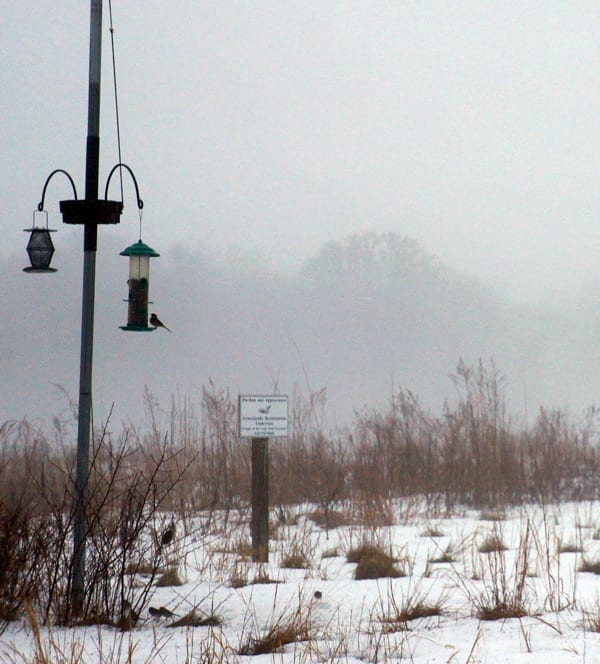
<box><xmin>251</xmin><ymin>437</ymin><xmax>269</xmax><ymax>562</ymax></box>
<box><xmin>239</xmin><ymin>395</ymin><xmax>288</xmax><ymax>564</ymax></box>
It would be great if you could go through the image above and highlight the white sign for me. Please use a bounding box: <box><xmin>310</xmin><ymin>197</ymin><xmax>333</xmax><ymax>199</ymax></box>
<box><xmin>238</xmin><ymin>394</ymin><xmax>289</xmax><ymax>438</ymax></box>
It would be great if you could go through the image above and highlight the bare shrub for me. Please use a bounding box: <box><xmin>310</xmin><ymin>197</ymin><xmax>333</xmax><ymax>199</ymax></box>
<box><xmin>351</xmin><ymin>495</ymin><xmax>396</xmax><ymax>528</ymax></box>
<box><xmin>346</xmin><ymin>360</ymin><xmax>600</xmax><ymax>510</ymax></box>
<box><xmin>351</xmin><ymin>389</ymin><xmax>433</xmax><ymax>500</ymax></box>
<box><xmin>270</xmin><ymin>388</ymin><xmax>332</xmax><ymax>509</ymax></box>
<box><xmin>195</xmin><ymin>382</ymin><xmax>248</xmax><ymax>513</ymax></box>
<box><xmin>0</xmin><ymin>498</ymin><xmax>43</xmax><ymax>625</ymax></box>
<box><xmin>0</xmin><ymin>410</ymin><xmax>198</xmax><ymax>629</ymax></box>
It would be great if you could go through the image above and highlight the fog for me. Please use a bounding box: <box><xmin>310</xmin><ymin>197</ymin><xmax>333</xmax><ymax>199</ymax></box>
<box><xmin>3</xmin><ymin>230</ymin><xmax>600</xmax><ymax>428</ymax></box>
<box><xmin>5</xmin><ymin>3</ymin><xmax>600</xmax><ymax>298</ymax></box>
<box><xmin>3</xmin><ymin>3</ymin><xmax>600</xmax><ymax>426</ymax></box>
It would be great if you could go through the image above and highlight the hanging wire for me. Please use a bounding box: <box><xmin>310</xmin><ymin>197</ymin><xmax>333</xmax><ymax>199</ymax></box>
<box><xmin>108</xmin><ymin>0</ymin><xmax>124</xmax><ymax>204</ymax></box>
<box><xmin>108</xmin><ymin>0</ymin><xmax>144</xmax><ymax>240</ymax></box>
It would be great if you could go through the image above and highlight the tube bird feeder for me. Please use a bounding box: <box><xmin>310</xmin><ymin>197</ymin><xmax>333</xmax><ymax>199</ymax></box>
<box><xmin>119</xmin><ymin>239</ymin><xmax>160</xmax><ymax>331</ymax></box>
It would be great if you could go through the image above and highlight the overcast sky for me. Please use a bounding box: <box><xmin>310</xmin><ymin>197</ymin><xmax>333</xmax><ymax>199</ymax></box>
<box><xmin>4</xmin><ymin>2</ymin><xmax>600</xmax><ymax>300</ymax></box>
<box><xmin>4</xmin><ymin>2</ymin><xmax>600</xmax><ymax>426</ymax></box>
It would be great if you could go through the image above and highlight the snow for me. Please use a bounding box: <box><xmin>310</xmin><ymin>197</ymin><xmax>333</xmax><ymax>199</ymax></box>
<box><xmin>3</xmin><ymin>501</ymin><xmax>600</xmax><ymax>662</ymax></box>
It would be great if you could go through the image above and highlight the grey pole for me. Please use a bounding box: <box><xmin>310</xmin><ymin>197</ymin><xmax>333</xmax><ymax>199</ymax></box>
<box><xmin>71</xmin><ymin>0</ymin><xmax>102</xmax><ymax>617</ymax></box>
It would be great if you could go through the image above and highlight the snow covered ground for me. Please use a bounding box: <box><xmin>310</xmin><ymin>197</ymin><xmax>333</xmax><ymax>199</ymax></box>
<box><xmin>3</xmin><ymin>500</ymin><xmax>600</xmax><ymax>662</ymax></box>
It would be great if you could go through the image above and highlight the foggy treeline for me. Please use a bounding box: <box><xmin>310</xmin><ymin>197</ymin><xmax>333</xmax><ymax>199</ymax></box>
<box><xmin>3</xmin><ymin>231</ymin><xmax>600</xmax><ymax>425</ymax></box>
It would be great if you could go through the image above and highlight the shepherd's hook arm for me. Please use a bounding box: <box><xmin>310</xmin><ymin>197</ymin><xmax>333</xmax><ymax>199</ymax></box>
<box><xmin>37</xmin><ymin>169</ymin><xmax>79</xmax><ymax>211</ymax></box>
<box><xmin>104</xmin><ymin>163</ymin><xmax>144</xmax><ymax>209</ymax></box>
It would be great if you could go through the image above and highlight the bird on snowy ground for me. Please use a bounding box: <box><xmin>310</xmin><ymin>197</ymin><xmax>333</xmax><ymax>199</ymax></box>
<box><xmin>149</xmin><ymin>606</ymin><xmax>175</xmax><ymax>618</ymax></box>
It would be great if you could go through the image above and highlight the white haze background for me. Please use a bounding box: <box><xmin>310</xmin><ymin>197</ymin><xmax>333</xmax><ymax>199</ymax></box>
<box><xmin>2</xmin><ymin>2</ymin><xmax>600</xmax><ymax>425</ymax></box>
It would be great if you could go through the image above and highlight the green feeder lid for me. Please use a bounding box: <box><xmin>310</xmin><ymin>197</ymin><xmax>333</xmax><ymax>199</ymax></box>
<box><xmin>119</xmin><ymin>239</ymin><xmax>160</xmax><ymax>257</ymax></box>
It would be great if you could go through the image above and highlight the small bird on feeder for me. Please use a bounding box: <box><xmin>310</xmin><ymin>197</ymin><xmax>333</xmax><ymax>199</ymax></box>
<box><xmin>150</xmin><ymin>313</ymin><xmax>172</xmax><ymax>332</ymax></box>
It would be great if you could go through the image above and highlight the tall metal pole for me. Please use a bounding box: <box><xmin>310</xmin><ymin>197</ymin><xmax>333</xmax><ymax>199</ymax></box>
<box><xmin>71</xmin><ymin>0</ymin><xmax>102</xmax><ymax>617</ymax></box>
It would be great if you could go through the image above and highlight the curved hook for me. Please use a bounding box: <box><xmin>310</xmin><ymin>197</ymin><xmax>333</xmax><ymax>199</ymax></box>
<box><xmin>37</xmin><ymin>169</ymin><xmax>79</xmax><ymax>211</ymax></box>
<box><xmin>104</xmin><ymin>163</ymin><xmax>144</xmax><ymax>209</ymax></box>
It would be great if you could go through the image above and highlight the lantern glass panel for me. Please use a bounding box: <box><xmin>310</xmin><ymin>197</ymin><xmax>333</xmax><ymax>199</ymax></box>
<box><xmin>129</xmin><ymin>255</ymin><xmax>150</xmax><ymax>280</ymax></box>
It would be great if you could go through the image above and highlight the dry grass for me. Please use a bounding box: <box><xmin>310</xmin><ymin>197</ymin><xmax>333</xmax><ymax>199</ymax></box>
<box><xmin>3</xmin><ymin>362</ymin><xmax>600</xmax><ymax>632</ymax></box>
<box><xmin>381</xmin><ymin>603</ymin><xmax>444</xmax><ymax>633</ymax></box>
<box><xmin>428</xmin><ymin>545</ymin><xmax>456</xmax><ymax>565</ymax></box>
<box><xmin>307</xmin><ymin>509</ymin><xmax>353</xmax><ymax>529</ymax></box>
<box><xmin>281</xmin><ymin>552</ymin><xmax>309</xmax><ymax>569</ymax></box>
<box><xmin>583</xmin><ymin>604</ymin><xmax>600</xmax><ymax>632</ymax></box>
<box><xmin>470</xmin><ymin>522</ymin><xmax>535</xmax><ymax>621</ymax></box>
<box><xmin>355</xmin><ymin>555</ymin><xmax>405</xmax><ymax>580</ymax></box>
<box><xmin>155</xmin><ymin>568</ymin><xmax>184</xmax><ymax>587</ymax></box>
<box><xmin>380</xmin><ymin>596</ymin><xmax>444</xmax><ymax>630</ymax></box>
<box><xmin>277</xmin><ymin>526</ymin><xmax>316</xmax><ymax>571</ymax></box>
<box><xmin>346</xmin><ymin>544</ymin><xmax>396</xmax><ymax>565</ymax></box>
<box><xmin>231</xmin><ymin>573</ymin><xmax>281</xmax><ymax>588</ymax></box>
<box><xmin>168</xmin><ymin>610</ymin><xmax>222</xmax><ymax>628</ymax></box>
<box><xmin>376</xmin><ymin>577</ymin><xmax>446</xmax><ymax>634</ymax></box>
<box><xmin>476</xmin><ymin>601</ymin><xmax>529</xmax><ymax>621</ymax></box>
<box><xmin>238</xmin><ymin>603</ymin><xmax>313</xmax><ymax>656</ymax></box>
<box><xmin>347</xmin><ymin>544</ymin><xmax>405</xmax><ymax>580</ymax></box>
<box><xmin>558</xmin><ymin>541</ymin><xmax>583</xmax><ymax>554</ymax></box>
<box><xmin>2</xmin><ymin>495</ymin><xmax>599</xmax><ymax>661</ymax></box>
<box><xmin>479</xmin><ymin>510</ymin><xmax>506</xmax><ymax>522</ymax></box>
<box><xmin>478</xmin><ymin>533</ymin><xmax>508</xmax><ymax>554</ymax></box>
<box><xmin>579</xmin><ymin>558</ymin><xmax>600</xmax><ymax>575</ymax></box>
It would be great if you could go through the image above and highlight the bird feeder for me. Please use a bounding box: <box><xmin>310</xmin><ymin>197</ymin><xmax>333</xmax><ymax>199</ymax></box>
<box><xmin>23</xmin><ymin>211</ymin><xmax>57</xmax><ymax>273</ymax></box>
<box><xmin>119</xmin><ymin>239</ymin><xmax>160</xmax><ymax>331</ymax></box>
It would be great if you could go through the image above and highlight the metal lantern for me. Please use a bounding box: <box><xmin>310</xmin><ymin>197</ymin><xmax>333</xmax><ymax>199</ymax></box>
<box><xmin>23</xmin><ymin>211</ymin><xmax>57</xmax><ymax>273</ymax></box>
<box><xmin>119</xmin><ymin>239</ymin><xmax>160</xmax><ymax>331</ymax></box>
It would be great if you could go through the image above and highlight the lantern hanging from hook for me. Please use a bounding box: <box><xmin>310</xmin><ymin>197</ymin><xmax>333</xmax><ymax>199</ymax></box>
<box><xmin>23</xmin><ymin>210</ymin><xmax>58</xmax><ymax>273</ymax></box>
